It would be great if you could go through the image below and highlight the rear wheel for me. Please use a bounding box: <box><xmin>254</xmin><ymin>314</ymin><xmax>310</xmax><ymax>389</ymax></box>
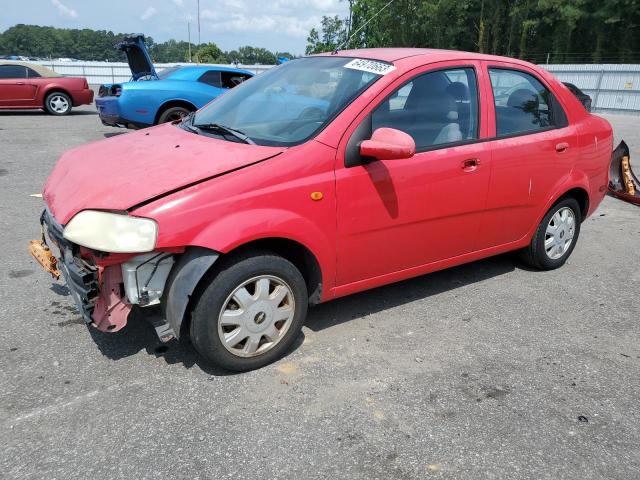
<box><xmin>44</xmin><ymin>92</ymin><xmax>72</xmax><ymax>115</ymax></box>
<box><xmin>157</xmin><ymin>106</ymin><xmax>191</xmax><ymax>124</ymax></box>
<box><xmin>190</xmin><ymin>252</ymin><xmax>308</xmax><ymax>371</ymax></box>
<box><xmin>521</xmin><ymin>198</ymin><xmax>581</xmax><ymax>270</ymax></box>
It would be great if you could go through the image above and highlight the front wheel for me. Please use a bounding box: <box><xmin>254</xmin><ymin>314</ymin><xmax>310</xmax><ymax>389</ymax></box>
<box><xmin>190</xmin><ymin>252</ymin><xmax>308</xmax><ymax>371</ymax></box>
<box><xmin>521</xmin><ymin>198</ymin><xmax>582</xmax><ymax>270</ymax></box>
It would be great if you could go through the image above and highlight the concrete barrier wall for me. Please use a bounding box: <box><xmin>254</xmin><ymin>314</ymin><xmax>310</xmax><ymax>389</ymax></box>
<box><xmin>543</xmin><ymin>64</ymin><xmax>640</xmax><ymax>115</ymax></box>
<box><xmin>31</xmin><ymin>60</ymin><xmax>274</xmax><ymax>85</ymax></box>
<box><xmin>32</xmin><ymin>60</ymin><xmax>640</xmax><ymax>115</ymax></box>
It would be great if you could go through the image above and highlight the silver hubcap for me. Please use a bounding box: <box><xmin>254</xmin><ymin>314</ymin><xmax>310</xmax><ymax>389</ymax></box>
<box><xmin>218</xmin><ymin>275</ymin><xmax>295</xmax><ymax>358</ymax></box>
<box><xmin>545</xmin><ymin>207</ymin><xmax>576</xmax><ymax>259</ymax></box>
<box><xmin>49</xmin><ymin>95</ymin><xmax>69</xmax><ymax>113</ymax></box>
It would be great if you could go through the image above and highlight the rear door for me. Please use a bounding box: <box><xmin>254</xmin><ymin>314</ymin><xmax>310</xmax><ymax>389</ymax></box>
<box><xmin>335</xmin><ymin>61</ymin><xmax>493</xmax><ymax>286</ymax></box>
<box><xmin>476</xmin><ymin>62</ymin><xmax>579</xmax><ymax>249</ymax></box>
<box><xmin>0</xmin><ymin>65</ymin><xmax>37</xmax><ymax>106</ymax></box>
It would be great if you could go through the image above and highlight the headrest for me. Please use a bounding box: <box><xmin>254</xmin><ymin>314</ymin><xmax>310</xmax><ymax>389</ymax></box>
<box><xmin>507</xmin><ymin>88</ymin><xmax>539</xmax><ymax>109</ymax></box>
<box><xmin>421</xmin><ymin>94</ymin><xmax>458</xmax><ymax>122</ymax></box>
<box><xmin>446</xmin><ymin>82</ymin><xmax>469</xmax><ymax>101</ymax></box>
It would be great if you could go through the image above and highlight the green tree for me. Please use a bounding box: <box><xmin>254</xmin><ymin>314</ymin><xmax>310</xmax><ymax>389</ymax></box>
<box><xmin>305</xmin><ymin>15</ymin><xmax>347</xmax><ymax>54</ymax></box>
<box><xmin>306</xmin><ymin>0</ymin><xmax>640</xmax><ymax>64</ymax></box>
<box><xmin>195</xmin><ymin>42</ymin><xmax>226</xmax><ymax>63</ymax></box>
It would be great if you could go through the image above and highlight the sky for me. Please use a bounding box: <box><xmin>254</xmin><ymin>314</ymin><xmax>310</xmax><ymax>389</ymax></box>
<box><xmin>1</xmin><ymin>0</ymin><xmax>350</xmax><ymax>54</ymax></box>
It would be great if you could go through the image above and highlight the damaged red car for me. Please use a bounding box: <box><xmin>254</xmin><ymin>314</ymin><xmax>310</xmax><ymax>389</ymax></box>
<box><xmin>32</xmin><ymin>49</ymin><xmax>618</xmax><ymax>371</ymax></box>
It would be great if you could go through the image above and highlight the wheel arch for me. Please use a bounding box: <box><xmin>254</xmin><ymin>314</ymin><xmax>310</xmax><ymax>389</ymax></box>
<box><xmin>556</xmin><ymin>187</ymin><xmax>589</xmax><ymax>221</ymax></box>
<box><xmin>167</xmin><ymin>237</ymin><xmax>324</xmax><ymax>340</ymax></box>
<box><xmin>218</xmin><ymin>237</ymin><xmax>324</xmax><ymax>305</ymax></box>
<box><xmin>154</xmin><ymin>99</ymin><xmax>197</xmax><ymax>124</ymax></box>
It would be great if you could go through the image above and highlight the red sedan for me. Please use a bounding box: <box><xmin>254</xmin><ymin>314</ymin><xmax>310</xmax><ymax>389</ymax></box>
<box><xmin>32</xmin><ymin>49</ymin><xmax>614</xmax><ymax>371</ymax></box>
<box><xmin>0</xmin><ymin>61</ymin><xmax>93</xmax><ymax>115</ymax></box>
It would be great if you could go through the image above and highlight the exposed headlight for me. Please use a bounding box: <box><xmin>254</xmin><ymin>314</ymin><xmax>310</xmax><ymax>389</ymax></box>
<box><xmin>63</xmin><ymin>210</ymin><xmax>157</xmax><ymax>253</ymax></box>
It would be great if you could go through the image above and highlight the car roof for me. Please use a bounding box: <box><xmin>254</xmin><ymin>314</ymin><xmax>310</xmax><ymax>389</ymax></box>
<box><xmin>314</xmin><ymin>48</ymin><xmax>537</xmax><ymax>67</ymax></box>
<box><xmin>0</xmin><ymin>60</ymin><xmax>59</xmax><ymax>77</ymax></box>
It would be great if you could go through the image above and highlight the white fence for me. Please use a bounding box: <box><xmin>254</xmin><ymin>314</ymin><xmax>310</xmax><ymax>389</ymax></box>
<box><xmin>32</xmin><ymin>60</ymin><xmax>640</xmax><ymax>115</ymax></box>
<box><xmin>543</xmin><ymin>64</ymin><xmax>640</xmax><ymax>115</ymax></box>
<box><xmin>31</xmin><ymin>60</ymin><xmax>273</xmax><ymax>85</ymax></box>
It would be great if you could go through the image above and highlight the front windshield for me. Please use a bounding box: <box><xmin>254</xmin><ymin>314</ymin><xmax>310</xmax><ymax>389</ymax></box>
<box><xmin>192</xmin><ymin>57</ymin><xmax>385</xmax><ymax>146</ymax></box>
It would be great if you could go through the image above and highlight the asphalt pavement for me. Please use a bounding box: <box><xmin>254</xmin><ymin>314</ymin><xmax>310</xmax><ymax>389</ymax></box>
<box><xmin>1</xmin><ymin>106</ymin><xmax>639</xmax><ymax>479</ymax></box>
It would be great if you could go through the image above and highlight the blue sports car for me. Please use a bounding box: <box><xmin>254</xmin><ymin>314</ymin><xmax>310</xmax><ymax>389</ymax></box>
<box><xmin>96</xmin><ymin>35</ymin><xmax>253</xmax><ymax>129</ymax></box>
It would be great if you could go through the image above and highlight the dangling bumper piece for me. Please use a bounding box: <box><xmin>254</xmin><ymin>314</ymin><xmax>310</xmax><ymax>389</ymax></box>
<box><xmin>609</xmin><ymin>140</ymin><xmax>640</xmax><ymax>206</ymax></box>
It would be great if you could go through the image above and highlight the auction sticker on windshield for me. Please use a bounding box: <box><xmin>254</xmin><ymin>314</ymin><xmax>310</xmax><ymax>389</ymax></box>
<box><xmin>344</xmin><ymin>58</ymin><xmax>396</xmax><ymax>75</ymax></box>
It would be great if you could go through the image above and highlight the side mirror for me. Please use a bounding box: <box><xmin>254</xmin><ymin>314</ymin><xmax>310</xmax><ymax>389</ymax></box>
<box><xmin>359</xmin><ymin>128</ymin><xmax>416</xmax><ymax>161</ymax></box>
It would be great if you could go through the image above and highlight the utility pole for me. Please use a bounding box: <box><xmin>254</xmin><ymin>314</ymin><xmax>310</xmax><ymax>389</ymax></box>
<box><xmin>188</xmin><ymin>22</ymin><xmax>192</xmax><ymax>62</ymax></box>
<box><xmin>197</xmin><ymin>0</ymin><xmax>201</xmax><ymax>46</ymax></box>
<box><xmin>346</xmin><ymin>0</ymin><xmax>354</xmax><ymax>48</ymax></box>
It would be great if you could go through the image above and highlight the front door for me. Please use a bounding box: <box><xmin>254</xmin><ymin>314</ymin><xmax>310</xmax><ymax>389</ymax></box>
<box><xmin>0</xmin><ymin>65</ymin><xmax>36</xmax><ymax>106</ymax></box>
<box><xmin>335</xmin><ymin>62</ymin><xmax>492</xmax><ymax>286</ymax></box>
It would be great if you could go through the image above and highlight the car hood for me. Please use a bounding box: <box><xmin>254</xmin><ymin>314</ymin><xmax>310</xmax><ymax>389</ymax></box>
<box><xmin>43</xmin><ymin>123</ymin><xmax>285</xmax><ymax>224</ymax></box>
<box><xmin>115</xmin><ymin>34</ymin><xmax>157</xmax><ymax>81</ymax></box>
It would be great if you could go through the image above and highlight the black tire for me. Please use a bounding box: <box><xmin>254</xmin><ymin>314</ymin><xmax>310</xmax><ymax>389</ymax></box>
<box><xmin>190</xmin><ymin>252</ymin><xmax>308</xmax><ymax>372</ymax></box>
<box><xmin>157</xmin><ymin>106</ymin><xmax>191</xmax><ymax>124</ymax></box>
<box><xmin>44</xmin><ymin>91</ymin><xmax>72</xmax><ymax>115</ymax></box>
<box><xmin>521</xmin><ymin>197</ymin><xmax>582</xmax><ymax>270</ymax></box>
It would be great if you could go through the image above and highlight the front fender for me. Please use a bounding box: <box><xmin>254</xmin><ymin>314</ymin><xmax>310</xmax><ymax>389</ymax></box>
<box><xmin>189</xmin><ymin>208</ymin><xmax>335</xmax><ymax>295</ymax></box>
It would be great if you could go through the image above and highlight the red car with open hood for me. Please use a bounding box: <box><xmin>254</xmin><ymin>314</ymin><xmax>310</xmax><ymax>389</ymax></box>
<box><xmin>31</xmin><ymin>49</ymin><xmax>615</xmax><ymax>371</ymax></box>
<box><xmin>0</xmin><ymin>61</ymin><xmax>93</xmax><ymax>115</ymax></box>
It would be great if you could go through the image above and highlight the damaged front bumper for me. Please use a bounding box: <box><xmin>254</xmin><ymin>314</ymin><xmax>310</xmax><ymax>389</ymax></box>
<box><xmin>31</xmin><ymin>208</ymin><xmax>178</xmax><ymax>340</ymax></box>
<box><xmin>609</xmin><ymin>141</ymin><xmax>640</xmax><ymax>206</ymax></box>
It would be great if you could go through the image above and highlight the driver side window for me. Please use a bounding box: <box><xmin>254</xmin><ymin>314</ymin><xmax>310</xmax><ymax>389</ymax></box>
<box><xmin>372</xmin><ymin>67</ymin><xmax>479</xmax><ymax>151</ymax></box>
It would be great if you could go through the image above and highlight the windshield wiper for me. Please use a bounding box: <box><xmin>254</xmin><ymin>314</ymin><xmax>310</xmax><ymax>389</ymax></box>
<box><xmin>191</xmin><ymin>122</ymin><xmax>255</xmax><ymax>145</ymax></box>
<box><xmin>180</xmin><ymin>112</ymin><xmax>197</xmax><ymax>132</ymax></box>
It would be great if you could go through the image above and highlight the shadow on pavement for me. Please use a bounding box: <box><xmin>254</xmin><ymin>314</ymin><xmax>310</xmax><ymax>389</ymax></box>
<box><xmin>103</xmin><ymin>132</ymin><xmax>128</xmax><ymax>138</ymax></box>
<box><xmin>305</xmin><ymin>253</ymin><xmax>523</xmax><ymax>332</ymax></box>
<box><xmin>83</xmin><ymin>252</ymin><xmax>526</xmax><ymax>374</ymax></box>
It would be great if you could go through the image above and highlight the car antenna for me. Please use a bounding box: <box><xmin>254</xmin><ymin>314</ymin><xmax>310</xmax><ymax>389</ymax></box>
<box><xmin>333</xmin><ymin>0</ymin><xmax>395</xmax><ymax>54</ymax></box>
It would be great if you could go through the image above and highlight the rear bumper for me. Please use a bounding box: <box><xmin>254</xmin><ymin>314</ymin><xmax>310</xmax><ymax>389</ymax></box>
<box><xmin>95</xmin><ymin>97</ymin><xmax>149</xmax><ymax>129</ymax></box>
<box><xmin>72</xmin><ymin>88</ymin><xmax>94</xmax><ymax>106</ymax></box>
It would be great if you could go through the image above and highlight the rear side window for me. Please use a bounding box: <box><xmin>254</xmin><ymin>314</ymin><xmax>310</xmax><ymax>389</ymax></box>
<box><xmin>371</xmin><ymin>67</ymin><xmax>479</xmax><ymax>151</ymax></box>
<box><xmin>199</xmin><ymin>70</ymin><xmax>222</xmax><ymax>87</ymax></box>
<box><xmin>26</xmin><ymin>67</ymin><xmax>41</xmax><ymax>78</ymax></box>
<box><xmin>489</xmin><ymin>68</ymin><xmax>566</xmax><ymax>136</ymax></box>
<box><xmin>221</xmin><ymin>71</ymin><xmax>251</xmax><ymax>89</ymax></box>
<box><xmin>0</xmin><ymin>65</ymin><xmax>27</xmax><ymax>79</ymax></box>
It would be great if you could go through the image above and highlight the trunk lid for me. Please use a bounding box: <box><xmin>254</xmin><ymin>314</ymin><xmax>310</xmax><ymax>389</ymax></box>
<box><xmin>43</xmin><ymin>123</ymin><xmax>285</xmax><ymax>224</ymax></box>
<box><xmin>115</xmin><ymin>34</ymin><xmax>157</xmax><ymax>81</ymax></box>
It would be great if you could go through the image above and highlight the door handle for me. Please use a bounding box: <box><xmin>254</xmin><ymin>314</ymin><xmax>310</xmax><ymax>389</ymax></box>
<box><xmin>461</xmin><ymin>158</ymin><xmax>480</xmax><ymax>172</ymax></box>
<box><xmin>556</xmin><ymin>142</ymin><xmax>570</xmax><ymax>153</ymax></box>
<box><xmin>16</xmin><ymin>82</ymin><xmax>25</xmax><ymax>85</ymax></box>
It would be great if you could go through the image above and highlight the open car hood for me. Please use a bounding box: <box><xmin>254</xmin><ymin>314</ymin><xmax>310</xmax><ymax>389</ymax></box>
<box><xmin>43</xmin><ymin>123</ymin><xmax>285</xmax><ymax>224</ymax></box>
<box><xmin>609</xmin><ymin>141</ymin><xmax>640</xmax><ymax>206</ymax></box>
<box><xmin>115</xmin><ymin>34</ymin><xmax>157</xmax><ymax>81</ymax></box>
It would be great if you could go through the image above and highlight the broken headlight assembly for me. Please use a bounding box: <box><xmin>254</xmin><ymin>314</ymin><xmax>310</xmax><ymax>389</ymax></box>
<box><xmin>63</xmin><ymin>210</ymin><xmax>158</xmax><ymax>253</ymax></box>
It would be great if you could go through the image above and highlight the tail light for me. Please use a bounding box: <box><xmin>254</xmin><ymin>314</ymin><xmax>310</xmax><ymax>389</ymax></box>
<box><xmin>111</xmin><ymin>85</ymin><xmax>122</xmax><ymax>97</ymax></box>
<box><xmin>98</xmin><ymin>85</ymin><xmax>107</xmax><ymax>97</ymax></box>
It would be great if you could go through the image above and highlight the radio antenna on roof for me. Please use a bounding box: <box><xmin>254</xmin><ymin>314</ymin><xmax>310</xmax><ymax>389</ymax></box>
<box><xmin>333</xmin><ymin>0</ymin><xmax>395</xmax><ymax>54</ymax></box>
